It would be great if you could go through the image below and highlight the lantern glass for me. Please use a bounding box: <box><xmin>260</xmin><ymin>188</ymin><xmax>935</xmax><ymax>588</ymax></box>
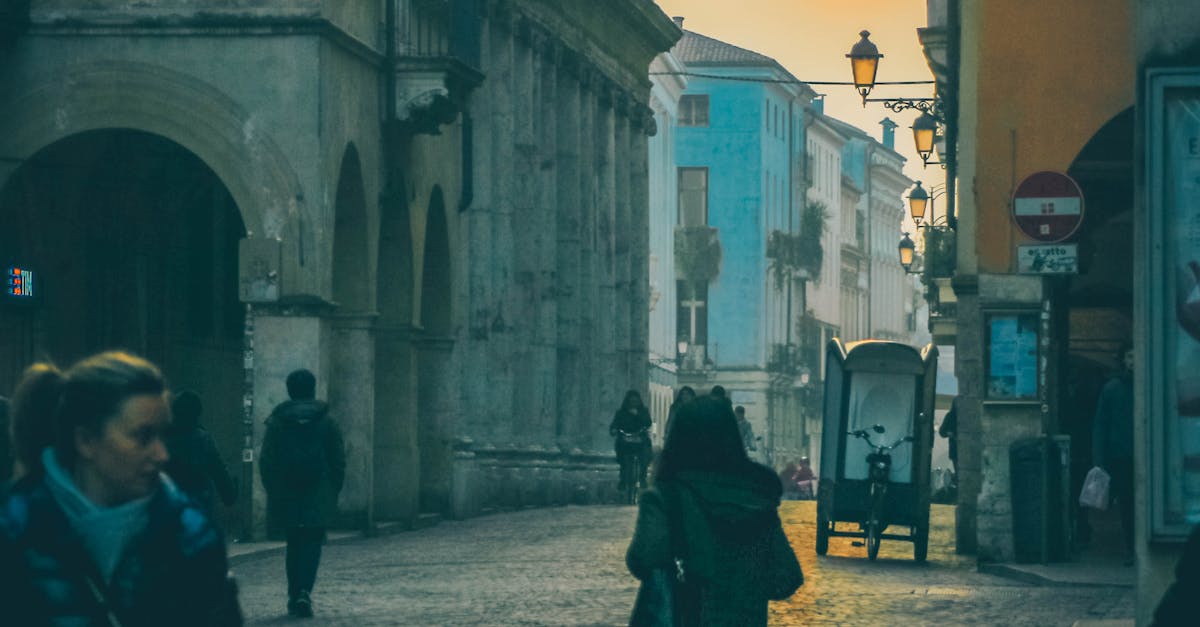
<box><xmin>847</xmin><ymin>30</ymin><xmax>882</xmax><ymax>98</ymax></box>
<box><xmin>898</xmin><ymin>234</ymin><xmax>916</xmax><ymax>269</ymax></box>
<box><xmin>908</xmin><ymin>182</ymin><xmax>928</xmax><ymax>223</ymax></box>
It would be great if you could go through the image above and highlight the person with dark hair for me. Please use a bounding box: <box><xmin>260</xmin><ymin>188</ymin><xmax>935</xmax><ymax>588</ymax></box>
<box><xmin>709</xmin><ymin>385</ymin><xmax>726</xmax><ymax>399</ymax></box>
<box><xmin>938</xmin><ymin>397</ymin><xmax>959</xmax><ymax>476</ymax></box>
<box><xmin>8</xmin><ymin>362</ymin><xmax>64</xmax><ymax>480</ymax></box>
<box><xmin>610</xmin><ymin>389</ymin><xmax>653</xmax><ymax>493</ymax></box>
<box><xmin>734</xmin><ymin>405</ymin><xmax>757</xmax><ymax>454</ymax></box>
<box><xmin>1093</xmin><ymin>343</ymin><xmax>1134</xmax><ymax>565</ymax></box>
<box><xmin>626</xmin><ymin>396</ymin><xmax>802</xmax><ymax>625</ymax></box>
<box><xmin>165</xmin><ymin>390</ymin><xmax>238</xmax><ymax>515</ymax></box>
<box><xmin>260</xmin><ymin>368</ymin><xmax>346</xmax><ymax>618</ymax></box>
<box><xmin>664</xmin><ymin>386</ymin><xmax>696</xmax><ymax>440</ymax></box>
<box><xmin>0</xmin><ymin>351</ymin><xmax>242</xmax><ymax>625</ymax></box>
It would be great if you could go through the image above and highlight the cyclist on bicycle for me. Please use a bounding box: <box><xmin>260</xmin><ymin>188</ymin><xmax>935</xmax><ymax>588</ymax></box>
<box><xmin>610</xmin><ymin>389</ymin><xmax>652</xmax><ymax>492</ymax></box>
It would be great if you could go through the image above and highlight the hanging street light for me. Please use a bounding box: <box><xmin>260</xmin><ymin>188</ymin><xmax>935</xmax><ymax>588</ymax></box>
<box><xmin>898</xmin><ymin>232</ymin><xmax>917</xmax><ymax>273</ymax></box>
<box><xmin>912</xmin><ymin>112</ymin><xmax>938</xmax><ymax>166</ymax></box>
<box><xmin>847</xmin><ymin>30</ymin><xmax>882</xmax><ymax>105</ymax></box>
<box><xmin>908</xmin><ymin>181</ymin><xmax>929</xmax><ymax>224</ymax></box>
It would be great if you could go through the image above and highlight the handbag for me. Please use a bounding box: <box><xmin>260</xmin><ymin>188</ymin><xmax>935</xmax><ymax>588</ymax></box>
<box><xmin>630</xmin><ymin>486</ymin><xmax>693</xmax><ymax>627</ymax></box>
<box><xmin>1079</xmin><ymin>466</ymin><xmax>1111</xmax><ymax>510</ymax></box>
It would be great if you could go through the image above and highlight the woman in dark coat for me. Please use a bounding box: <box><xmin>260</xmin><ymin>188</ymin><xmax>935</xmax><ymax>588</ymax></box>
<box><xmin>0</xmin><ymin>351</ymin><xmax>242</xmax><ymax>626</ymax></box>
<box><xmin>165</xmin><ymin>390</ymin><xmax>238</xmax><ymax>515</ymax></box>
<box><xmin>626</xmin><ymin>395</ymin><xmax>803</xmax><ymax>626</ymax></box>
<box><xmin>664</xmin><ymin>385</ymin><xmax>697</xmax><ymax>439</ymax></box>
<box><xmin>610</xmin><ymin>389</ymin><xmax>653</xmax><ymax>491</ymax></box>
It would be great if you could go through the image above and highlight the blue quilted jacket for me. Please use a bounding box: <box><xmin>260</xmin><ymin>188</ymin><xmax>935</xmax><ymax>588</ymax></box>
<box><xmin>0</xmin><ymin>474</ymin><xmax>242</xmax><ymax>626</ymax></box>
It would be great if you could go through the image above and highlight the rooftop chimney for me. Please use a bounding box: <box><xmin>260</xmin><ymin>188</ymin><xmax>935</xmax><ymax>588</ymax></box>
<box><xmin>673</xmin><ymin>16</ymin><xmax>685</xmax><ymax>29</ymax></box>
<box><xmin>880</xmin><ymin>117</ymin><xmax>898</xmax><ymax>150</ymax></box>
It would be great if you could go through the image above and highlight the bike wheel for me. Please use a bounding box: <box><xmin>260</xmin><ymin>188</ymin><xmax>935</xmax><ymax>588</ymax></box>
<box><xmin>816</xmin><ymin>514</ymin><xmax>830</xmax><ymax>555</ymax></box>
<box><xmin>913</xmin><ymin>526</ymin><xmax>929</xmax><ymax>563</ymax></box>
<box><xmin>625</xmin><ymin>457</ymin><xmax>640</xmax><ymax>505</ymax></box>
<box><xmin>867</xmin><ymin>519</ymin><xmax>881</xmax><ymax>560</ymax></box>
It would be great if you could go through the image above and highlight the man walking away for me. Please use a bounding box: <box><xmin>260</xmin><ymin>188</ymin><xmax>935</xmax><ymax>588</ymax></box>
<box><xmin>165</xmin><ymin>390</ymin><xmax>238</xmax><ymax>515</ymax></box>
<box><xmin>260</xmin><ymin>369</ymin><xmax>346</xmax><ymax>618</ymax></box>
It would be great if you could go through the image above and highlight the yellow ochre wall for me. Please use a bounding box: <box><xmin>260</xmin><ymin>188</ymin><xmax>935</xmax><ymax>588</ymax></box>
<box><xmin>965</xmin><ymin>0</ymin><xmax>1132</xmax><ymax>272</ymax></box>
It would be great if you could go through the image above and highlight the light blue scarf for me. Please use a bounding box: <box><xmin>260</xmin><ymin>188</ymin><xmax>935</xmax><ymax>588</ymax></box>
<box><xmin>42</xmin><ymin>448</ymin><xmax>156</xmax><ymax>584</ymax></box>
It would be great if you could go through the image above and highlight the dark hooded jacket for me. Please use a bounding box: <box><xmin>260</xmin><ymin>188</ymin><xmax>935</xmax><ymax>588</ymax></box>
<box><xmin>626</xmin><ymin>464</ymin><xmax>802</xmax><ymax>626</ymax></box>
<box><xmin>259</xmin><ymin>399</ymin><xmax>346</xmax><ymax>529</ymax></box>
<box><xmin>165</xmin><ymin>421</ymin><xmax>237</xmax><ymax>514</ymax></box>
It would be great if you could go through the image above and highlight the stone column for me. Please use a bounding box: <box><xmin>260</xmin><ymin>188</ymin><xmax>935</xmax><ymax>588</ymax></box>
<box><xmin>487</xmin><ymin>12</ymin><xmax>517</xmax><ymax>451</ymax></box>
<box><xmin>613</xmin><ymin>95</ymin><xmax>632</xmax><ymax>393</ymax></box>
<box><xmin>511</xmin><ymin>22</ymin><xmax>539</xmax><ymax>451</ymax></box>
<box><xmin>629</xmin><ymin>105</ymin><xmax>651</xmax><ymax>403</ymax></box>
<box><xmin>373</xmin><ymin>323</ymin><xmax>420</xmax><ymax>523</ymax></box>
<box><xmin>594</xmin><ymin>83</ymin><xmax>618</xmax><ymax>453</ymax></box>
<box><xmin>328</xmin><ymin>313</ymin><xmax>377</xmax><ymax>530</ymax></box>
<box><xmin>555</xmin><ymin>56</ymin><xmax>583</xmax><ymax>455</ymax></box>
<box><xmin>535</xmin><ymin>39</ymin><xmax>560</xmax><ymax>458</ymax></box>
<box><xmin>576</xmin><ymin>68</ymin><xmax>598</xmax><ymax>454</ymax></box>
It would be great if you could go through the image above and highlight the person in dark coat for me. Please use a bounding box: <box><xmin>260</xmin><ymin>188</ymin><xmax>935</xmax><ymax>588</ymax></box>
<box><xmin>664</xmin><ymin>386</ymin><xmax>697</xmax><ymax>441</ymax></box>
<box><xmin>938</xmin><ymin>397</ymin><xmax>959</xmax><ymax>475</ymax></box>
<box><xmin>610</xmin><ymin>389</ymin><xmax>653</xmax><ymax>492</ymax></box>
<box><xmin>1093</xmin><ymin>344</ymin><xmax>1134</xmax><ymax>563</ymax></box>
<box><xmin>259</xmin><ymin>368</ymin><xmax>346</xmax><ymax>618</ymax></box>
<box><xmin>626</xmin><ymin>395</ymin><xmax>803</xmax><ymax>625</ymax></box>
<box><xmin>1151</xmin><ymin>524</ymin><xmax>1200</xmax><ymax>626</ymax></box>
<box><xmin>165</xmin><ymin>390</ymin><xmax>237</xmax><ymax>515</ymax></box>
<box><xmin>0</xmin><ymin>351</ymin><xmax>242</xmax><ymax>626</ymax></box>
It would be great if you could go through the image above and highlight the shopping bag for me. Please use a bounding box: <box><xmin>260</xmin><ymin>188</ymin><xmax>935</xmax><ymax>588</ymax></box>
<box><xmin>1079</xmin><ymin>465</ymin><xmax>1111</xmax><ymax>510</ymax></box>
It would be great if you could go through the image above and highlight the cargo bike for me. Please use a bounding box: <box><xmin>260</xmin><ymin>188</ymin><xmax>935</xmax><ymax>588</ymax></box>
<box><xmin>815</xmin><ymin>339</ymin><xmax>938</xmax><ymax>561</ymax></box>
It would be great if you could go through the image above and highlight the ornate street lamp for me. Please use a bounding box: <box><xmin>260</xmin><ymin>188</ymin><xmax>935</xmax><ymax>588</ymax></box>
<box><xmin>908</xmin><ymin>181</ymin><xmax>929</xmax><ymax>224</ymax></box>
<box><xmin>912</xmin><ymin>113</ymin><xmax>938</xmax><ymax>166</ymax></box>
<box><xmin>898</xmin><ymin>232</ymin><xmax>917</xmax><ymax>273</ymax></box>
<box><xmin>847</xmin><ymin>30</ymin><xmax>882</xmax><ymax>104</ymax></box>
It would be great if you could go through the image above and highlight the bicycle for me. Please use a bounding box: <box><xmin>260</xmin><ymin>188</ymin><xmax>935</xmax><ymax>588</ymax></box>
<box><xmin>848</xmin><ymin>424</ymin><xmax>914</xmax><ymax>560</ymax></box>
<box><xmin>616</xmin><ymin>427</ymin><xmax>650</xmax><ymax>505</ymax></box>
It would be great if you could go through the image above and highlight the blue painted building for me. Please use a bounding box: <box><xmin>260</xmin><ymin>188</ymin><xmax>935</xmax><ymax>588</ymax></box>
<box><xmin>670</xmin><ymin>21</ymin><xmax>816</xmax><ymax>466</ymax></box>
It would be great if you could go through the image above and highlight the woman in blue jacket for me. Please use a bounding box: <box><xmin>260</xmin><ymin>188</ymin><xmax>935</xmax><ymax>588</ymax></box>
<box><xmin>0</xmin><ymin>351</ymin><xmax>242</xmax><ymax>626</ymax></box>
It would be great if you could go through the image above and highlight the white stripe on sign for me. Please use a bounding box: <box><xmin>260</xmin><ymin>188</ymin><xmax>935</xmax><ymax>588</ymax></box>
<box><xmin>1014</xmin><ymin>197</ymin><xmax>1081</xmax><ymax>216</ymax></box>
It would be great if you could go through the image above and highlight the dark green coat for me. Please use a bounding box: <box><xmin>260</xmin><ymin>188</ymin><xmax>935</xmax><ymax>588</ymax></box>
<box><xmin>259</xmin><ymin>400</ymin><xmax>346</xmax><ymax>529</ymax></box>
<box><xmin>626</xmin><ymin>466</ymin><xmax>803</xmax><ymax>626</ymax></box>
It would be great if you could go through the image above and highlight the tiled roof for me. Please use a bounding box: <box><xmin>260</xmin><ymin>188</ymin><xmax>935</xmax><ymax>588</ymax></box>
<box><xmin>672</xmin><ymin>30</ymin><xmax>778</xmax><ymax>66</ymax></box>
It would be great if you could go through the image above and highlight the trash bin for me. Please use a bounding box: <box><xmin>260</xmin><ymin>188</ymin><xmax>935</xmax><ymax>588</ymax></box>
<box><xmin>1010</xmin><ymin>437</ymin><xmax>1046</xmax><ymax>563</ymax></box>
<box><xmin>1010</xmin><ymin>436</ymin><xmax>1070</xmax><ymax>563</ymax></box>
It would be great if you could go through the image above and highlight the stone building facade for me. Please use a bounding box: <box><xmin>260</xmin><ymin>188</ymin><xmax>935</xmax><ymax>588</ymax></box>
<box><xmin>0</xmin><ymin>0</ymin><xmax>678</xmax><ymax>537</ymax></box>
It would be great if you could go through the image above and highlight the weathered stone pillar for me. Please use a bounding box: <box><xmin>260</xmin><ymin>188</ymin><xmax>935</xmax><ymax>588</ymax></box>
<box><xmin>487</xmin><ymin>12</ymin><xmax>517</xmax><ymax>451</ymax></box>
<box><xmin>577</xmin><ymin>68</ymin><xmax>598</xmax><ymax>454</ymax></box>
<box><xmin>417</xmin><ymin>335</ymin><xmax>456</xmax><ymax>514</ymax></box>
<box><xmin>594</xmin><ymin>83</ymin><xmax>618</xmax><ymax>453</ymax></box>
<box><xmin>629</xmin><ymin>106</ymin><xmax>651</xmax><ymax>403</ymax></box>
<box><xmin>328</xmin><ymin>313</ymin><xmax>377</xmax><ymax>530</ymax></box>
<box><xmin>613</xmin><ymin>95</ymin><xmax>633</xmax><ymax>394</ymax></box>
<box><xmin>535</xmin><ymin>39</ymin><xmax>560</xmax><ymax>460</ymax></box>
<box><xmin>511</xmin><ymin>22</ymin><xmax>539</xmax><ymax>451</ymax></box>
<box><xmin>555</xmin><ymin>57</ymin><xmax>583</xmax><ymax>456</ymax></box>
<box><xmin>373</xmin><ymin>323</ymin><xmax>419</xmax><ymax>523</ymax></box>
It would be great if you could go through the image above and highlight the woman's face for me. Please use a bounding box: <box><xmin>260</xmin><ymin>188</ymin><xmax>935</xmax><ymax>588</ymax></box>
<box><xmin>679</xmin><ymin>389</ymin><xmax>695</xmax><ymax>403</ymax></box>
<box><xmin>77</xmin><ymin>393</ymin><xmax>170</xmax><ymax>506</ymax></box>
<box><xmin>625</xmin><ymin>393</ymin><xmax>641</xmax><ymax>409</ymax></box>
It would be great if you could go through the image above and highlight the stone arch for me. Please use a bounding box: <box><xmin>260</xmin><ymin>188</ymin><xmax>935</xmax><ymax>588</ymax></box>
<box><xmin>418</xmin><ymin>185</ymin><xmax>456</xmax><ymax>516</ymax></box>
<box><xmin>332</xmin><ymin>144</ymin><xmax>371</xmax><ymax>311</ymax></box>
<box><xmin>0</xmin><ymin>60</ymin><xmax>310</xmax><ymax>292</ymax></box>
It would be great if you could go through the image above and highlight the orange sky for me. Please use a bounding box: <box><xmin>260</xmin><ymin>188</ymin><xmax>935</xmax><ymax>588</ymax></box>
<box><xmin>653</xmin><ymin>0</ymin><xmax>945</xmax><ymax>223</ymax></box>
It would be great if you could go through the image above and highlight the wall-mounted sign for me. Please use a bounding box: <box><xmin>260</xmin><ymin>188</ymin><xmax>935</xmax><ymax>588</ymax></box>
<box><xmin>238</xmin><ymin>238</ymin><xmax>281</xmax><ymax>303</ymax></box>
<box><xmin>985</xmin><ymin>312</ymin><xmax>1039</xmax><ymax>400</ymax></box>
<box><xmin>5</xmin><ymin>267</ymin><xmax>34</xmax><ymax>299</ymax></box>
<box><xmin>1017</xmin><ymin>243</ymin><xmax>1079</xmax><ymax>274</ymax></box>
<box><xmin>1012</xmin><ymin>171</ymin><xmax>1085</xmax><ymax>242</ymax></box>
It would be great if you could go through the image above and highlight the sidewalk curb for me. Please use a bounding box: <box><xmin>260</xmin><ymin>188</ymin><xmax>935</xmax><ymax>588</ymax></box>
<box><xmin>228</xmin><ymin>529</ymin><xmax>376</xmax><ymax>567</ymax></box>
<box><xmin>978</xmin><ymin>562</ymin><xmax>1134</xmax><ymax>588</ymax></box>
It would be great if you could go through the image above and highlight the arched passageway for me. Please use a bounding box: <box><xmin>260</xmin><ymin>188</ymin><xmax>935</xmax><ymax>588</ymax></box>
<box><xmin>0</xmin><ymin>128</ymin><xmax>247</xmax><ymax>531</ymax></box>
<box><xmin>418</xmin><ymin>186</ymin><xmax>454</xmax><ymax>515</ymax></box>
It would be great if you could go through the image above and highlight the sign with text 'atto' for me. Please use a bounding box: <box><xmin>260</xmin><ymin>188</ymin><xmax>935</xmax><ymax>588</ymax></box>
<box><xmin>1012</xmin><ymin>171</ymin><xmax>1085</xmax><ymax>243</ymax></box>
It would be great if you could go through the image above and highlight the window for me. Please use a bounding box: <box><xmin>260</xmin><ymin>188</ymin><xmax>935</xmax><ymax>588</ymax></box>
<box><xmin>679</xmin><ymin>95</ymin><xmax>709</xmax><ymax>127</ymax></box>
<box><xmin>677</xmin><ymin>280</ymin><xmax>708</xmax><ymax>345</ymax></box>
<box><xmin>678</xmin><ymin>168</ymin><xmax>708</xmax><ymax>226</ymax></box>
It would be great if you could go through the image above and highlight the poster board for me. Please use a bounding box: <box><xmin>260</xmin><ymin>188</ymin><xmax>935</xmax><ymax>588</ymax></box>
<box><xmin>985</xmin><ymin>311</ymin><xmax>1039</xmax><ymax>400</ymax></box>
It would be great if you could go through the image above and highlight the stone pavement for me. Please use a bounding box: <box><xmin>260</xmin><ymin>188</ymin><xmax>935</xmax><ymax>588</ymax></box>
<box><xmin>230</xmin><ymin>501</ymin><xmax>1134</xmax><ymax>626</ymax></box>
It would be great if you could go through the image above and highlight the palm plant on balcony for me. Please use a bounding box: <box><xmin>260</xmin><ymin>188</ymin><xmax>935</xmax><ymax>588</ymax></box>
<box><xmin>767</xmin><ymin>201</ymin><xmax>828</xmax><ymax>291</ymax></box>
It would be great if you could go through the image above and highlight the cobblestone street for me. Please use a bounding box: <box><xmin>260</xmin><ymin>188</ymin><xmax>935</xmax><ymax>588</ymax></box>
<box><xmin>233</xmin><ymin>501</ymin><xmax>1134</xmax><ymax>626</ymax></box>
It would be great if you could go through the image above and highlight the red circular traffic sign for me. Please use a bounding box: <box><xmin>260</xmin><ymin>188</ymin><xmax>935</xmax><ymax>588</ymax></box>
<box><xmin>1012</xmin><ymin>171</ymin><xmax>1085</xmax><ymax>243</ymax></box>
